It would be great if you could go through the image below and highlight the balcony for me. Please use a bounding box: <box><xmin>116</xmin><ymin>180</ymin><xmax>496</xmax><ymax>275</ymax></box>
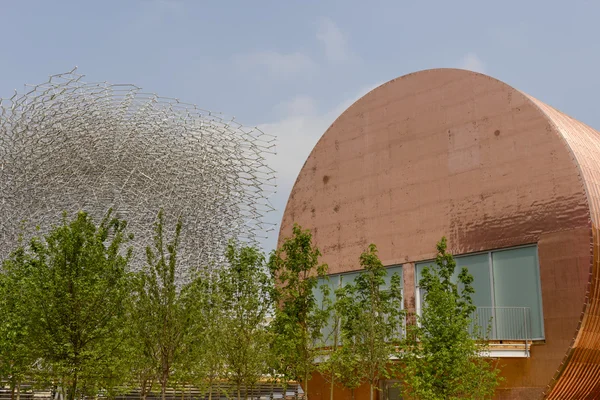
<box><xmin>470</xmin><ymin>306</ymin><xmax>533</xmax><ymax>358</ymax></box>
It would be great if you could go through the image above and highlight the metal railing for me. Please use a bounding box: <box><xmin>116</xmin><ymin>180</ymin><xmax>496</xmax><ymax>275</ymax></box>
<box><xmin>0</xmin><ymin>382</ymin><xmax>305</xmax><ymax>400</ymax></box>
<box><xmin>470</xmin><ymin>306</ymin><xmax>531</xmax><ymax>341</ymax></box>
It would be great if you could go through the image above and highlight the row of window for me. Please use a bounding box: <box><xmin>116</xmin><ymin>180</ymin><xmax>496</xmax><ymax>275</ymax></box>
<box><xmin>314</xmin><ymin>266</ymin><xmax>404</xmax><ymax>344</ymax></box>
<box><xmin>313</xmin><ymin>245</ymin><xmax>544</xmax><ymax>341</ymax></box>
<box><xmin>416</xmin><ymin>245</ymin><xmax>544</xmax><ymax>339</ymax></box>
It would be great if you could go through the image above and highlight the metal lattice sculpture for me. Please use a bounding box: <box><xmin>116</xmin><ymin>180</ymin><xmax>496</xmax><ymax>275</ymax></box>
<box><xmin>0</xmin><ymin>69</ymin><xmax>276</xmax><ymax>281</ymax></box>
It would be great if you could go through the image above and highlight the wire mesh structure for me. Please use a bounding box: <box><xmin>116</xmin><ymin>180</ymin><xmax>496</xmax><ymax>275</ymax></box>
<box><xmin>0</xmin><ymin>69</ymin><xmax>276</xmax><ymax>282</ymax></box>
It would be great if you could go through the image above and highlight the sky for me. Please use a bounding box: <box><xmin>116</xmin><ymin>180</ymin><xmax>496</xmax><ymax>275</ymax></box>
<box><xmin>1</xmin><ymin>0</ymin><xmax>600</xmax><ymax>252</ymax></box>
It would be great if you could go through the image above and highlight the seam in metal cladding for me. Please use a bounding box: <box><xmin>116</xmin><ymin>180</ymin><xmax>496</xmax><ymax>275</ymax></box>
<box><xmin>0</xmin><ymin>69</ymin><xmax>277</xmax><ymax>285</ymax></box>
<box><xmin>278</xmin><ymin>68</ymin><xmax>600</xmax><ymax>399</ymax></box>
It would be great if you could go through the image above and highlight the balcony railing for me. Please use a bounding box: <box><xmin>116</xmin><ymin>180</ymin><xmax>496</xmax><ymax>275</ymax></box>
<box><xmin>470</xmin><ymin>306</ymin><xmax>532</xmax><ymax>341</ymax></box>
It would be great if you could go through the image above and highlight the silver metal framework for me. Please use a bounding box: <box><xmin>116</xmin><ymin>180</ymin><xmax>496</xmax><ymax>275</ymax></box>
<box><xmin>0</xmin><ymin>69</ymin><xmax>276</xmax><ymax>282</ymax></box>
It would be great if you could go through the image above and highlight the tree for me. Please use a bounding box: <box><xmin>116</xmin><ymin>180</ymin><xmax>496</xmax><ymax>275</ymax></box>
<box><xmin>130</xmin><ymin>210</ymin><xmax>188</xmax><ymax>400</ymax></box>
<box><xmin>335</xmin><ymin>244</ymin><xmax>403</xmax><ymax>400</ymax></box>
<box><xmin>268</xmin><ymin>224</ymin><xmax>329</xmax><ymax>399</ymax></box>
<box><xmin>317</xmin><ymin>293</ymin><xmax>362</xmax><ymax>400</ymax></box>
<box><xmin>219</xmin><ymin>244</ymin><xmax>273</xmax><ymax>400</ymax></box>
<box><xmin>0</xmin><ymin>245</ymin><xmax>36</xmax><ymax>400</ymax></box>
<box><xmin>315</xmin><ymin>280</ymin><xmax>339</xmax><ymax>400</ymax></box>
<box><xmin>177</xmin><ymin>270</ymin><xmax>224</xmax><ymax>400</ymax></box>
<box><xmin>17</xmin><ymin>211</ymin><xmax>133</xmax><ymax>400</ymax></box>
<box><xmin>400</xmin><ymin>237</ymin><xmax>502</xmax><ymax>400</ymax></box>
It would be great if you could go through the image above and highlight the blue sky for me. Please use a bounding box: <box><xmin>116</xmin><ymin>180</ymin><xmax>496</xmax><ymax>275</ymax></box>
<box><xmin>1</xmin><ymin>0</ymin><xmax>599</xmax><ymax>252</ymax></box>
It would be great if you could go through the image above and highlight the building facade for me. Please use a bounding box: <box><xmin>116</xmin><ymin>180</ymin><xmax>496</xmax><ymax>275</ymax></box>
<box><xmin>278</xmin><ymin>69</ymin><xmax>600</xmax><ymax>399</ymax></box>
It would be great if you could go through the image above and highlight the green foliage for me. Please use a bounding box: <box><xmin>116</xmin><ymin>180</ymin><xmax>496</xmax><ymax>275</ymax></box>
<box><xmin>400</xmin><ymin>237</ymin><xmax>502</xmax><ymax>400</ymax></box>
<box><xmin>177</xmin><ymin>270</ymin><xmax>224</xmax><ymax>400</ymax></box>
<box><xmin>219</xmin><ymin>243</ymin><xmax>273</xmax><ymax>400</ymax></box>
<box><xmin>268</xmin><ymin>224</ymin><xmax>329</xmax><ymax>398</ymax></box>
<box><xmin>0</xmin><ymin>244</ymin><xmax>36</xmax><ymax>395</ymax></box>
<box><xmin>13</xmin><ymin>211</ymin><xmax>133</xmax><ymax>400</ymax></box>
<box><xmin>317</xmin><ymin>313</ymin><xmax>362</xmax><ymax>400</ymax></box>
<box><xmin>335</xmin><ymin>244</ymin><xmax>403</xmax><ymax>400</ymax></box>
<box><xmin>129</xmin><ymin>210</ymin><xmax>188</xmax><ymax>400</ymax></box>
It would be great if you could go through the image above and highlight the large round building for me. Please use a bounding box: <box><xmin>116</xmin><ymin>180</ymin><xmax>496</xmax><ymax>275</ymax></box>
<box><xmin>278</xmin><ymin>69</ymin><xmax>600</xmax><ymax>399</ymax></box>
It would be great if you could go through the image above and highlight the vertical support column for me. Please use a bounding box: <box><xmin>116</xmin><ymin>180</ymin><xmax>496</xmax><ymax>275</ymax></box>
<box><xmin>403</xmin><ymin>262</ymin><xmax>416</xmax><ymax>314</ymax></box>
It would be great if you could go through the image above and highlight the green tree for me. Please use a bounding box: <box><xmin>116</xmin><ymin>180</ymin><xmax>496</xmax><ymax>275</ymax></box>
<box><xmin>17</xmin><ymin>211</ymin><xmax>133</xmax><ymax>400</ymax></box>
<box><xmin>130</xmin><ymin>210</ymin><xmax>189</xmax><ymax>400</ymax></box>
<box><xmin>268</xmin><ymin>224</ymin><xmax>329</xmax><ymax>399</ymax></box>
<box><xmin>315</xmin><ymin>281</ymin><xmax>338</xmax><ymax>400</ymax></box>
<box><xmin>331</xmin><ymin>343</ymin><xmax>362</xmax><ymax>400</ymax></box>
<box><xmin>335</xmin><ymin>244</ymin><xmax>403</xmax><ymax>400</ymax></box>
<box><xmin>0</xmin><ymin>245</ymin><xmax>36</xmax><ymax>400</ymax></box>
<box><xmin>178</xmin><ymin>270</ymin><xmax>224</xmax><ymax>400</ymax></box>
<box><xmin>317</xmin><ymin>291</ymin><xmax>362</xmax><ymax>400</ymax></box>
<box><xmin>219</xmin><ymin>244</ymin><xmax>273</xmax><ymax>400</ymax></box>
<box><xmin>400</xmin><ymin>237</ymin><xmax>502</xmax><ymax>400</ymax></box>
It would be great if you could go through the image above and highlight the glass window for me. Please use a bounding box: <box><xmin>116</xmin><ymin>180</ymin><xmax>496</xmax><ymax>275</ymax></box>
<box><xmin>415</xmin><ymin>245</ymin><xmax>544</xmax><ymax>340</ymax></box>
<box><xmin>492</xmin><ymin>246</ymin><xmax>543</xmax><ymax>339</ymax></box>
<box><xmin>316</xmin><ymin>275</ymin><xmax>339</xmax><ymax>346</ymax></box>
<box><xmin>339</xmin><ymin>271</ymin><xmax>361</xmax><ymax>286</ymax></box>
<box><xmin>384</xmin><ymin>265</ymin><xmax>404</xmax><ymax>290</ymax></box>
<box><xmin>312</xmin><ymin>266</ymin><xmax>404</xmax><ymax>347</ymax></box>
<box><xmin>457</xmin><ymin>253</ymin><xmax>492</xmax><ymax>308</ymax></box>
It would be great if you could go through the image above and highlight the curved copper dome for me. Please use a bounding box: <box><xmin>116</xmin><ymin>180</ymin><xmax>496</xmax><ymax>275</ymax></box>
<box><xmin>279</xmin><ymin>69</ymin><xmax>600</xmax><ymax>399</ymax></box>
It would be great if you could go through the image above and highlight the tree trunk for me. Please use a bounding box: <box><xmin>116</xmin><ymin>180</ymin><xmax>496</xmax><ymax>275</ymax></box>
<box><xmin>10</xmin><ymin>383</ymin><xmax>15</xmax><ymax>400</ymax></box>
<box><xmin>16</xmin><ymin>382</ymin><xmax>20</xmax><ymax>400</ymax></box>
<box><xmin>351</xmin><ymin>388</ymin><xmax>355</xmax><ymax>400</ymax></box>
<box><xmin>369</xmin><ymin>384</ymin><xmax>374</xmax><ymax>400</ymax></box>
<box><xmin>237</xmin><ymin>386</ymin><xmax>241</xmax><ymax>400</ymax></box>
<box><xmin>329</xmin><ymin>377</ymin><xmax>334</xmax><ymax>400</ymax></box>
<box><xmin>141</xmin><ymin>379</ymin><xmax>148</xmax><ymax>400</ymax></box>
<box><xmin>161</xmin><ymin>375</ymin><xmax>167</xmax><ymax>400</ymax></box>
<box><xmin>208</xmin><ymin>382</ymin><xmax>212</xmax><ymax>400</ymax></box>
<box><xmin>304</xmin><ymin>373</ymin><xmax>309</xmax><ymax>400</ymax></box>
<box><xmin>69</xmin><ymin>371</ymin><xmax>79</xmax><ymax>400</ymax></box>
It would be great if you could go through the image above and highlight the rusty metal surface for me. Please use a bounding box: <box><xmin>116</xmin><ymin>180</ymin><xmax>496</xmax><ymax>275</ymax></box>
<box><xmin>278</xmin><ymin>69</ymin><xmax>600</xmax><ymax>399</ymax></box>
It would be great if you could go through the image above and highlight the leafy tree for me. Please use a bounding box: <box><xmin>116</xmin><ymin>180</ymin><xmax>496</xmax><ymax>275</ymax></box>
<box><xmin>315</xmin><ymin>281</ymin><xmax>338</xmax><ymax>400</ymax></box>
<box><xmin>400</xmin><ymin>237</ymin><xmax>502</xmax><ymax>400</ymax></box>
<box><xmin>177</xmin><ymin>270</ymin><xmax>224</xmax><ymax>400</ymax></box>
<box><xmin>0</xmin><ymin>245</ymin><xmax>36</xmax><ymax>400</ymax></box>
<box><xmin>219</xmin><ymin>244</ymin><xmax>273</xmax><ymax>400</ymax></box>
<box><xmin>17</xmin><ymin>211</ymin><xmax>133</xmax><ymax>400</ymax></box>
<box><xmin>130</xmin><ymin>210</ymin><xmax>189</xmax><ymax>400</ymax></box>
<box><xmin>268</xmin><ymin>224</ymin><xmax>329</xmax><ymax>399</ymax></box>
<box><xmin>330</xmin><ymin>343</ymin><xmax>362</xmax><ymax>400</ymax></box>
<box><xmin>317</xmin><ymin>293</ymin><xmax>362</xmax><ymax>400</ymax></box>
<box><xmin>335</xmin><ymin>244</ymin><xmax>403</xmax><ymax>400</ymax></box>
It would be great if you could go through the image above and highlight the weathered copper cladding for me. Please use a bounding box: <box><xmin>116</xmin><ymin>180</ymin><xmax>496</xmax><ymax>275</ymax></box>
<box><xmin>278</xmin><ymin>69</ymin><xmax>600</xmax><ymax>399</ymax></box>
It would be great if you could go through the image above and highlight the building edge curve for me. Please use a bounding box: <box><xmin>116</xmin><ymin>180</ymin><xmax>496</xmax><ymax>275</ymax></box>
<box><xmin>524</xmin><ymin>97</ymin><xmax>600</xmax><ymax>398</ymax></box>
<box><xmin>278</xmin><ymin>68</ymin><xmax>600</xmax><ymax>399</ymax></box>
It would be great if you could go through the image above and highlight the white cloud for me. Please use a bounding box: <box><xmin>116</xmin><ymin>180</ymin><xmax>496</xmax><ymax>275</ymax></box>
<box><xmin>258</xmin><ymin>82</ymin><xmax>382</xmax><ymax>252</ymax></box>
<box><xmin>234</xmin><ymin>51</ymin><xmax>317</xmax><ymax>80</ymax></box>
<box><xmin>457</xmin><ymin>53</ymin><xmax>486</xmax><ymax>73</ymax></box>
<box><xmin>317</xmin><ymin>17</ymin><xmax>351</xmax><ymax>63</ymax></box>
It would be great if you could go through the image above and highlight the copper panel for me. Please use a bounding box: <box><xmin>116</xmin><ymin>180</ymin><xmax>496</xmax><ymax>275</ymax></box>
<box><xmin>528</xmin><ymin>99</ymin><xmax>600</xmax><ymax>399</ymax></box>
<box><xmin>279</xmin><ymin>69</ymin><xmax>600</xmax><ymax>399</ymax></box>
